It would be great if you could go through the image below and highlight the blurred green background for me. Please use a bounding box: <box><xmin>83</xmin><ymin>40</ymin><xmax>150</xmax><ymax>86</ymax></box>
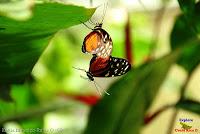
<box><xmin>0</xmin><ymin>0</ymin><xmax>200</xmax><ymax>134</ymax></box>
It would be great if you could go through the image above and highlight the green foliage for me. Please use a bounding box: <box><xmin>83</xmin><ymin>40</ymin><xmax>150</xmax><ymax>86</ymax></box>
<box><xmin>84</xmin><ymin>1</ymin><xmax>200</xmax><ymax>133</ymax></box>
<box><xmin>0</xmin><ymin>85</ymin><xmax>12</xmax><ymax>101</ymax></box>
<box><xmin>178</xmin><ymin>0</ymin><xmax>195</xmax><ymax>16</ymax></box>
<box><xmin>18</xmin><ymin>115</ymin><xmax>44</xmax><ymax>134</ymax></box>
<box><xmin>171</xmin><ymin>1</ymin><xmax>200</xmax><ymax>73</ymax></box>
<box><xmin>0</xmin><ymin>0</ymin><xmax>200</xmax><ymax>134</ymax></box>
<box><xmin>0</xmin><ymin>2</ymin><xmax>95</xmax><ymax>85</ymax></box>
<box><xmin>84</xmin><ymin>51</ymin><xmax>179</xmax><ymax>134</ymax></box>
<box><xmin>0</xmin><ymin>84</ymin><xmax>38</xmax><ymax>118</ymax></box>
<box><xmin>0</xmin><ymin>1</ymin><xmax>95</xmax><ymax>130</ymax></box>
<box><xmin>33</xmin><ymin>34</ymin><xmax>77</xmax><ymax>99</ymax></box>
<box><xmin>0</xmin><ymin>84</ymin><xmax>43</xmax><ymax>132</ymax></box>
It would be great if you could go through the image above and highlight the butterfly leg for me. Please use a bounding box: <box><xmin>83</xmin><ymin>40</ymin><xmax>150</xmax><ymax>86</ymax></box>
<box><xmin>80</xmin><ymin>75</ymin><xmax>90</xmax><ymax>81</ymax></box>
<box><xmin>93</xmin><ymin>81</ymin><xmax>110</xmax><ymax>95</ymax></box>
<box><xmin>72</xmin><ymin>66</ymin><xmax>87</xmax><ymax>72</ymax></box>
<box><xmin>93</xmin><ymin>81</ymin><xmax>102</xmax><ymax>95</ymax></box>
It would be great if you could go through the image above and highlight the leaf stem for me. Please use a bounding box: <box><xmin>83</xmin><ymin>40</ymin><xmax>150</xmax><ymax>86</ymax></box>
<box><xmin>144</xmin><ymin>104</ymin><xmax>173</xmax><ymax>125</ymax></box>
<box><xmin>125</xmin><ymin>11</ymin><xmax>133</xmax><ymax>64</ymax></box>
<box><xmin>167</xmin><ymin>70</ymin><xmax>194</xmax><ymax>134</ymax></box>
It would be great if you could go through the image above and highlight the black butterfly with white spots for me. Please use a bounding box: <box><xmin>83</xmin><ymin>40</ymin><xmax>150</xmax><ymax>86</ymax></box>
<box><xmin>73</xmin><ymin>55</ymin><xmax>131</xmax><ymax>95</ymax></box>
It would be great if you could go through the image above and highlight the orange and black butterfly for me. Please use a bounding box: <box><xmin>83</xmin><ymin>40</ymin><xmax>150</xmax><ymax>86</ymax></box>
<box><xmin>82</xmin><ymin>23</ymin><xmax>113</xmax><ymax>58</ymax></box>
<box><xmin>73</xmin><ymin>55</ymin><xmax>131</xmax><ymax>95</ymax></box>
<box><xmin>81</xmin><ymin>3</ymin><xmax>113</xmax><ymax>58</ymax></box>
<box><xmin>74</xmin><ymin>3</ymin><xmax>131</xmax><ymax>95</ymax></box>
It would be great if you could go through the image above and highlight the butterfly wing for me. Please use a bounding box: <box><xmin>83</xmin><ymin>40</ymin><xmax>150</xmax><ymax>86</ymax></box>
<box><xmin>82</xmin><ymin>31</ymin><xmax>101</xmax><ymax>53</ymax></box>
<box><xmin>82</xmin><ymin>28</ymin><xmax>113</xmax><ymax>58</ymax></box>
<box><xmin>106</xmin><ymin>56</ymin><xmax>131</xmax><ymax>77</ymax></box>
<box><xmin>89</xmin><ymin>56</ymin><xmax>131</xmax><ymax>77</ymax></box>
<box><xmin>89</xmin><ymin>56</ymin><xmax>110</xmax><ymax>77</ymax></box>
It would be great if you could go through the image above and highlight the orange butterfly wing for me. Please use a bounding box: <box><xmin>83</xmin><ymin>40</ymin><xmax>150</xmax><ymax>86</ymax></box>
<box><xmin>82</xmin><ymin>31</ymin><xmax>101</xmax><ymax>53</ymax></box>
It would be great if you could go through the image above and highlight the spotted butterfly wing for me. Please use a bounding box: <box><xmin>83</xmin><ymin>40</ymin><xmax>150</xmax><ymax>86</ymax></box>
<box><xmin>82</xmin><ymin>28</ymin><xmax>113</xmax><ymax>58</ymax></box>
<box><xmin>107</xmin><ymin>57</ymin><xmax>131</xmax><ymax>76</ymax></box>
<box><xmin>89</xmin><ymin>55</ymin><xmax>131</xmax><ymax>77</ymax></box>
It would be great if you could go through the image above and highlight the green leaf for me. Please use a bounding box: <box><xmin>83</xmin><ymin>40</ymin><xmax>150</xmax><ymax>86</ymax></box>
<box><xmin>0</xmin><ymin>84</ymin><xmax>43</xmax><ymax>128</ymax></box>
<box><xmin>170</xmin><ymin>2</ymin><xmax>200</xmax><ymax>73</ymax></box>
<box><xmin>176</xmin><ymin>100</ymin><xmax>200</xmax><ymax>115</ymax></box>
<box><xmin>0</xmin><ymin>85</ymin><xmax>12</xmax><ymax>101</ymax></box>
<box><xmin>84</xmin><ymin>51</ymin><xmax>179</xmax><ymax>134</ymax></box>
<box><xmin>0</xmin><ymin>84</ymin><xmax>38</xmax><ymax>117</ymax></box>
<box><xmin>0</xmin><ymin>3</ymin><xmax>95</xmax><ymax>84</ymax></box>
<box><xmin>0</xmin><ymin>99</ymin><xmax>15</xmax><ymax>117</ymax></box>
<box><xmin>11</xmin><ymin>84</ymin><xmax>39</xmax><ymax>112</ymax></box>
<box><xmin>175</xmin><ymin>43</ymin><xmax>200</xmax><ymax>73</ymax></box>
<box><xmin>170</xmin><ymin>15</ymin><xmax>196</xmax><ymax>49</ymax></box>
<box><xmin>19</xmin><ymin>118</ymin><xmax>43</xmax><ymax>134</ymax></box>
<box><xmin>178</xmin><ymin>0</ymin><xmax>195</xmax><ymax>16</ymax></box>
<box><xmin>0</xmin><ymin>0</ymin><xmax>33</xmax><ymax>20</ymax></box>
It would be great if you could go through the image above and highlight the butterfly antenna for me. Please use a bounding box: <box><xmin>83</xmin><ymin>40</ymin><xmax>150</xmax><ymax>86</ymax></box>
<box><xmin>100</xmin><ymin>2</ymin><xmax>108</xmax><ymax>24</ymax></box>
<box><xmin>72</xmin><ymin>66</ymin><xmax>87</xmax><ymax>73</ymax></box>
<box><xmin>79</xmin><ymin>20</ymin><xmax>93</xmax><ymax>30</ymax></box>
<box><xmin>94</xmin><ymin>81</ymin><xmax>110</xmax><ymax>95</ymax></box>
<box><xmin>89</xmin><ymin>18</ymin><xmax>98</xmax><ymax>26</ymax></box>
<box><xmin>88</xmin><ymin>19</ymin><xmax>94</xmax><ymax>25</ymax></box>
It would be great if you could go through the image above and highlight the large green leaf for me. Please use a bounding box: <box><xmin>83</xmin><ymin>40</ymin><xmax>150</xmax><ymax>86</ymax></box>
<box><xmin>176</xmin><ymin>100</ymin><xmax>200</xmax><ymax>115</ymax></box>
<box><xmin>0</xmin><ymin>3</ymin><xmax>95</xmax><ymax>84</ymax></box>
<box><xmin>84</xmin><ymin>50</ymin><xmax>180</xmax><ymax>134</ymax></box>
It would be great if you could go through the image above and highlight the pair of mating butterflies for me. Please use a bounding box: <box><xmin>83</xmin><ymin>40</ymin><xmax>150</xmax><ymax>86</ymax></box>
<box><xmin>75</xmin><ymin>21</ymin><xmax>131</xmax><ymax>95</ymax></box>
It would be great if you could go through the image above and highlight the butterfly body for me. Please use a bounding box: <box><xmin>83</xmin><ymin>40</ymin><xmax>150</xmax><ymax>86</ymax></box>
<box><xmin>86</xmin><ymin>71</ymin><xmax>94</xmax><ymax>81</ymax></box>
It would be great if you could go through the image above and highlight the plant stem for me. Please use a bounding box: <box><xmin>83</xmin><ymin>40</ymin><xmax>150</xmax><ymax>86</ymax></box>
<box><xmin>167</xmin><ymin>110</ymin><xmax>178</xmax><ymax>134</ymax></box>
<box><xmin>125</xmin><ymin>11</ymin><xmax>133</xmax><ymax>64</ymax></box>
<box><xmin>166</xmin><ymin>70</ymin><xmax>194</xmax><ymax>134</ymax></box>
<box><xmin>144</xmin><ymin>104</ymin><xmax>173</xmax><ymax>125</ymax></box>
